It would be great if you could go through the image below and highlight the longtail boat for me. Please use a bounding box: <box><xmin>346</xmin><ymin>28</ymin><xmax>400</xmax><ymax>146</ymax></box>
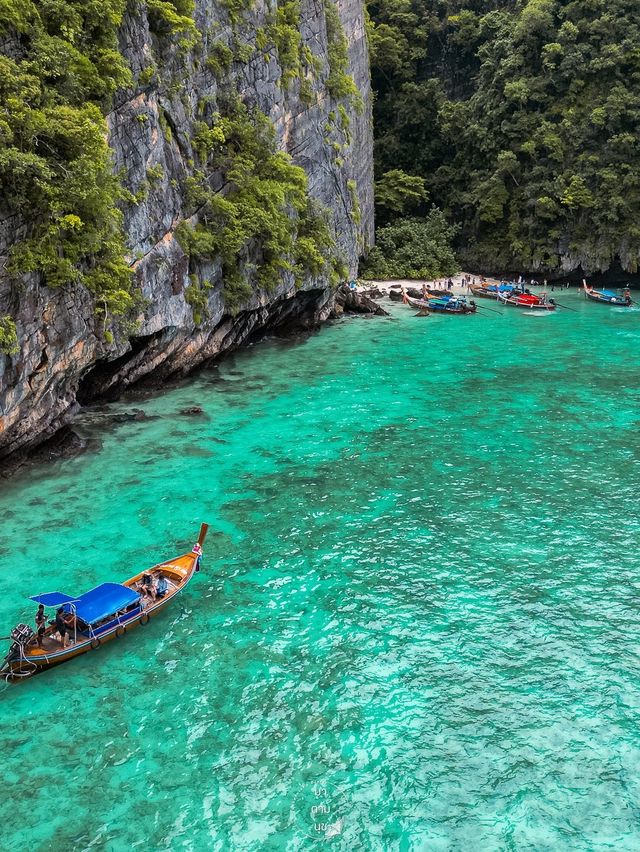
<box><xmin>470</xmin><ymin>283</ymin><xmax>497</xmax><ymax>299</ymax></box>
<box><xmin>1</xmin><ymin>523</ymin><xmax>209</xmax><ymax>681</ymax></box>
<box><xmin>470</xmin><ymin>282</ymin><xmax>524</xmax><ymax>300</ymax></box>
<box><xmin>497</xmin><ymin>291</ymin><xmax>557</xmax><ymax>311</ymax></box>
<box><xmin>405</xmin><ymin>294</ymin><xmax>477</xmax><ymax>314</ymax></box>
<box><xmin>583</xmin><ymin>280</ymin><xmax>631</xmax><ymax>306</ymax></box>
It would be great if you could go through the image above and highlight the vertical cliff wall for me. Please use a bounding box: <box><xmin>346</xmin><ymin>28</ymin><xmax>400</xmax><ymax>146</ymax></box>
<box><xmin>0</xmin><ymin>0</ymin><xmax>373</xmax><ymax>461</ymax></box>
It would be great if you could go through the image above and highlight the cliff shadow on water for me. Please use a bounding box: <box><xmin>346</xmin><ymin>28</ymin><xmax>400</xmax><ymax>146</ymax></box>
<box><xmin>0</xmin><ymin>284</ymin><xmax>385</xmax><ymax>479</ymax></box>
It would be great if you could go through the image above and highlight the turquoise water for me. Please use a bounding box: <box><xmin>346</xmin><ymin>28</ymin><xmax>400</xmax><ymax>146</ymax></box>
<box><xmin>2</xmin><ymin>292</ymin><xmax>640</xmax><ymax>850</ymax></box>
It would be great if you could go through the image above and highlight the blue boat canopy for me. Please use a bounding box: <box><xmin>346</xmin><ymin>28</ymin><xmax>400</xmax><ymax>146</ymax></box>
<box><xmin>30</xmin><ymin>592</ymin><xmax>78</xmax><ymax>607</ymax></box>
<box><xmin>62</xmin><ymin>583</ymin><xmax>140</xmax><ymax>625</ymax></box>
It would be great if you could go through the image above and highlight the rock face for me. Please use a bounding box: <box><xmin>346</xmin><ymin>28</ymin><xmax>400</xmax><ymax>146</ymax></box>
<box><xmin>0</xmin><ymin>0</ymin><xmax>374</xmax><ymax>461</ymax></box>
<box><xmin>332</xmin><ymin>284</ymin><xmax>388</xmax><ymax>316</ymax></box>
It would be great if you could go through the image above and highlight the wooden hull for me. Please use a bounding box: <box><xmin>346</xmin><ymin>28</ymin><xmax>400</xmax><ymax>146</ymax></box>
<box><xmin>1</xmin><ymin>531</ymin><xmax>206</xmax><ymax>681</ymax></box>
<box><xmin>471</xmin><ymin>285</ymin><xmax>525</xmax><ymax>301</ymax></box>
<box><xmin>404</xmin><ymin>295</ymin><xmax>433</xmax><ymax>310</ymax></box>
<box><xmin>583</xmin><ymin>284</ymin><xmax>631</xmax><ymax>306</ymax></box>
<box><xmin>405</xmin><ymin>295</ymin><xmax>477</xmax><ymax>314</ymax></box>
<box><xmin>470</xmin><ymin>286</ymin><xmax>499</xmax><ymax>300</ymax></box>
<box><xmin>2</xmin><ymin>598</ymin><xmax>171</xmax><ymax>676</ymax></box>
<box><xmin>498</xmin><ymin>295</ymin><xmax>556</xmax><ymax>311</ymax></box>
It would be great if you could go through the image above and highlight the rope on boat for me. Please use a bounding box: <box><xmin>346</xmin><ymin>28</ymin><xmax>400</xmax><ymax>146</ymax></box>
<box><xmin>1</xmin><ymin>642</ymin><xmax>39</xmax><ymax>681</ymax></box>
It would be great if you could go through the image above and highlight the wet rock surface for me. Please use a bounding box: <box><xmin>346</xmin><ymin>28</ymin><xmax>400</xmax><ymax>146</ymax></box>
<box><xmin>360</xmin><ymin>287</ymin><xmax>385</xmax><ymax>299</ymax></box>
<box><xmin>332</xmin><ymin>284</ymin><xmax>389</xmax><ymax>316</ymax></box>
<box><xmin>0</xmin><ymin>428</ymin><xmax>92</xmax><ymax>480</ymax></box>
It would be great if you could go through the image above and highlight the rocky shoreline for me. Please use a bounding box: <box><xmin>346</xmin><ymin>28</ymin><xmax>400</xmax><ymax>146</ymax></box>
<box><xmin>0</xmin><ymin>285</ymin><xmax>385</xmax><ymax>479</ymax></box>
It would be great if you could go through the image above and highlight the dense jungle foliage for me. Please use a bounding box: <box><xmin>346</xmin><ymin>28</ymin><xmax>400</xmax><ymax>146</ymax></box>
<box><xmin>367</xmin><ymin>0</ymin><xmax>640</xmax><ymax>275</ymax></box>
<box><xmin>0</xmin><ymin>0</ymin><xmax>134</xmax><ymax>329</ymax></box>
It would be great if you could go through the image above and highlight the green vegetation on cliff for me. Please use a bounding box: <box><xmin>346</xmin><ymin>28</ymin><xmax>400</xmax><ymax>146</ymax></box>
<box><xmin>176</xmin><ymin>95</ymin><xmax>339</xmax><ymax>319</ymax></box>
<box><xmin>0</xmin><ymin>0</ymin><xmax>134</xmax><ymax>320</ymax></box>
<box><xmin>0</xmin><ymin>0</ymin><xmax>357</xmax><ymax>340</ymax></box>
<box><xmin>0</xmin><ymin>316</ymin><xmax>18</xmax><ymax>355</ymax></box>
<box><xmin>324</xmin><ymin>0</ymin><xmax>363</xmax><ymax>112</ymax></box>
<box><xmin>368</xmin><ymin>0</ymin><xmax>640</xmax><ymax>273</ymax></box>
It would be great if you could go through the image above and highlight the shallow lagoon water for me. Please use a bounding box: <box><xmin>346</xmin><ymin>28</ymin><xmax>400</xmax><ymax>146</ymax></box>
<box><xmin>2</xmin><ymin>292</ymin><xmax>640</xmax><ymax>850</ymax></box>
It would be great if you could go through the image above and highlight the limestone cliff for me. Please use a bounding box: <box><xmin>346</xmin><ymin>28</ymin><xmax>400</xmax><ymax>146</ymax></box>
<box><xmin>0</xmin><ymin>0</ymin><xmax>374</xmax><ymax>461</ymax></box>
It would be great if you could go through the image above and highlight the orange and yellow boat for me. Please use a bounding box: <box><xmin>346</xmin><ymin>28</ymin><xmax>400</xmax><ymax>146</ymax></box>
<box><xmin>1</xmin><ymin>523</ymin><xmax>209</xmax><ymax>681</ymax></box>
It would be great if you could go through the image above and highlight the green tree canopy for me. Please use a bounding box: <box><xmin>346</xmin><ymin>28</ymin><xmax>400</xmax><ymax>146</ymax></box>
<box><xmin>375</xmin><ymin>169</ymin><xmax>429</xmax><ymax>220</ymax></box>
<box><xmin>367</xmin><ymin>0</ymin><xmax>640</xmax><ymax>273</ymax></box>
<box><xmin>361</xmin><ymin>209</ymin><xmax>459</xmax><ymax>280</ymax></box>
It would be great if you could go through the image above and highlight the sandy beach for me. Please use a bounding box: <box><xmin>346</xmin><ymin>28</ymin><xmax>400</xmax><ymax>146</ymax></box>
<box><xmin>362</xmin><ymin>272</ymin><xmax>501</xmax><ymax>297</ymax></box>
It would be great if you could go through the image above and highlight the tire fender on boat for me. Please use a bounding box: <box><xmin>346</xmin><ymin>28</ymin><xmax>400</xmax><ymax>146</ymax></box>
<box><xmin>140</xmin><ymin>613</ymin><xmax>150</xmax><ymax>626</ymax></box>
<box><xmin>115</xmin><ymin>626</ymin><xmax>126</xmax><ymax>638</ymax></box>
<box><xmin>90</xmin><ymin>638</ymin><xmax>101</xmax><ymax>650</ymax></box>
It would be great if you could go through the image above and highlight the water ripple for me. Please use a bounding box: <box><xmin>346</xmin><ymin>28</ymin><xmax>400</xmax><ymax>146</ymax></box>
<box><xmin>1</xmin><ymin>296</ymin><xmax>640</xmax><ymax>848</ymax></box>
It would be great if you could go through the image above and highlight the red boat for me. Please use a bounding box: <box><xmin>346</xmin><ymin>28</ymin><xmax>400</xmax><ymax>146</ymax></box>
<box><xmin>497</xmin><ymin>291</ymin><xmax>557</xmax><ymax>311</ymax></box>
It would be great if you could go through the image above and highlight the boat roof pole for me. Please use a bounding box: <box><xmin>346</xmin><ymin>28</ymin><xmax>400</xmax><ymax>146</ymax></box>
<box><xmin>70</xmin><ymin>603</ymin><xmax>77</xmax><ymax>645</ymax></box>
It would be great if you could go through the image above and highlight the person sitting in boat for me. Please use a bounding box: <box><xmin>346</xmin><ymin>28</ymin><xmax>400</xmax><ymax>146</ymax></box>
<box><xmin>35</xmin><ymin>604</ymin><xmax>46</xmax><ymax>649</ymax></box>
<box><xmin>155</xmin><ymin>575</ymin><xmax>169</xmax><ymax>600</ymax></box>
<box><xmin>54</xmin><ymin>607</ymin><xmax>76</xmax><ymax>648</ymax></box>
<box><xmin>140</xmin><ymin>573</ymin><xmax>156</xmax><ymax>601</ymax></box>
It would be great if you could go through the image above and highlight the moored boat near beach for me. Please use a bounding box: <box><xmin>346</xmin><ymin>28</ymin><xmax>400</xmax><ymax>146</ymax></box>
<box><xmin>583</xmin><ymin>280</ymin><xmax>632</xmax><ymax>306</ymax></box>
<box><xmin>470</xmin><ymin>282</ymin><xmax>498</xmax><ymax>299</ymax></box>
<box><xmin>0</xmin><ymin>523</ymin><xmax>209</xmax><ymax>681</ymax></box>
<box><xmin>470</xmin><ymin>282</ymin><xmax>525</xmax><ymax>300</ymax></box>
<box><xmin>497</xmin><ymin>291</ymin><xmax>557</xmax><ymax>311</ymax></box>
<box><xmin>405</xmin><ymin>294</ymin><xmax>477</xmax><ymax>314</ymax></box>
